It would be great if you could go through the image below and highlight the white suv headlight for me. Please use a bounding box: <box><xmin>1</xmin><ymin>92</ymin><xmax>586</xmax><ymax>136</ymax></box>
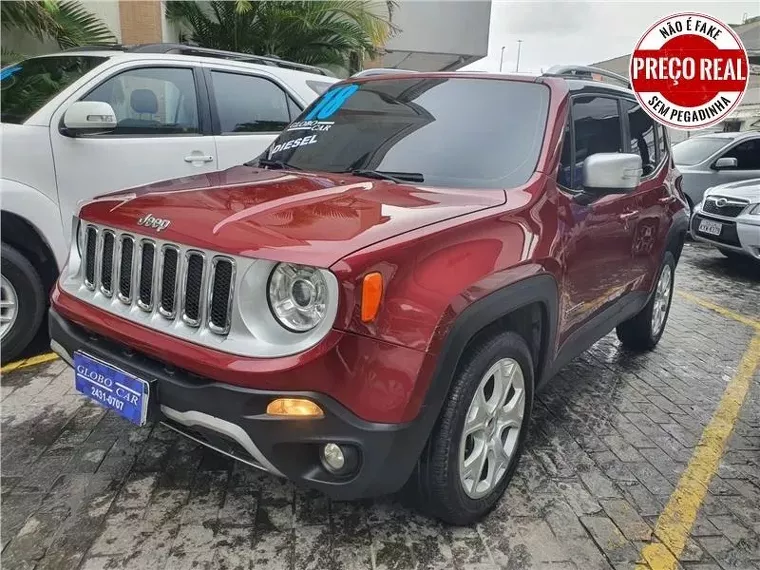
<box><xmin>268</xmin><ymin>263</ymin><xmax>328</xmax><ymax>332</ymax></box>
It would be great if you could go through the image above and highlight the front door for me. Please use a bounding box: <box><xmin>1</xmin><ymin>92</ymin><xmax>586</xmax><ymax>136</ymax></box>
<box><xmin>557</xmin><ymin>94</ymin><xmax>640</xmax><ymax>342</ymax></box>
<box><xmin>712</xmin><ymin>135</ymin><xmax>760</xmax><ymax>186</ymax></box>
<box><xmin>50</xmin><ymin>64</ymin><xmax>218</xmax><ymax>239</ymax></box>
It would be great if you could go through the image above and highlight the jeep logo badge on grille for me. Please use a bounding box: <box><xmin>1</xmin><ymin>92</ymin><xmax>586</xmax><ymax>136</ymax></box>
<box><xmin>137</xmin><ymin>213</ymin><xmax>171</xmax><ymax>232</ymax></box>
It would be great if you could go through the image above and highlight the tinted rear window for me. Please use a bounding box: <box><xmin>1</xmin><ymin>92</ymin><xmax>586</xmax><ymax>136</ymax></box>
<box><xmin>1</xmin><ymin>56</ymin><xmax>107</xmax><ymax>124</ymax></box>
<box><xmin>265</xmin><ymin>77</ymin><xmax>550</xmax><ymax>189</ymax></box>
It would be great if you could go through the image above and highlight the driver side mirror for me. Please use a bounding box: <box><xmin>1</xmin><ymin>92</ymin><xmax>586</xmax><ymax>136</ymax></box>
<box><xmin>61</xmin><ymin>101</ymin><xmax>117</xmax><ymax>137</ymax></box>
<box><xmin>713</xmin><ymin>157</ymin><xmax>738</xmax><ymax>170</ymax></box>
<box><xmin>581</xmin><ymin>153</ymin><xmax>643</xmax><ymax>197</ymax></box>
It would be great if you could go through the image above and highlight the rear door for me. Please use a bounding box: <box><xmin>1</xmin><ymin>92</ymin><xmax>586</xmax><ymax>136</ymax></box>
<box><xmin>50</xmin><ymin>62</ymin><xmax>218</xmax><ymax>231</ymax></box>
<box><xmin>621</xmin><ymin>99</ymin><xmax>671</xmax><ymax>289</ymax></box>
<box><xmin>203</xmin><ymin>66</ymin><xmax>302</xmax><ymax>170</ymax></box>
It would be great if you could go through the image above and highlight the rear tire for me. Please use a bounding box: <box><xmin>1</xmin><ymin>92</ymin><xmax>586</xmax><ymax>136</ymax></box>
<box><xmin>410</xmin><ymin>331</ymin><xmax>534</xmax><ymax>525</ymax></box>
<box><xmin>616</xmin><ymin>251</ymin><xmax>675</xmax><ymax>351</ymax></box>
<box><xmin>1</xmin><ymin>243</ymin><xmax>45</xmax><ymax>364</ymax></box>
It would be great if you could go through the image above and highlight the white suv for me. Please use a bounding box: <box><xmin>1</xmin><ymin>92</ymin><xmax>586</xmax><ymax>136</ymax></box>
<box><xmin>0</xmin><ymin>44</ymin><xmax>337</xmax><ymax>362</ymax></box>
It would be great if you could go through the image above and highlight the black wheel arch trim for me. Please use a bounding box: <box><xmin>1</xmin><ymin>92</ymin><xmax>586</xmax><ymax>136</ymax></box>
<box><xmin>665</xmin><ymin>209</ymin><xmax>689</xmax><ymax>264</ymax></box>
<box><xmin>411</xmin><ymin>273</ymin><xmax>559</xmax><ymax>447</ymax></box>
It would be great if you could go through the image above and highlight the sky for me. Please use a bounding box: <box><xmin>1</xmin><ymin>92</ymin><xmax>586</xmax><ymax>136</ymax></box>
<box><xmin>463</xmin><ymin>1</ymin><xmax>760</xmax><ymax>74</ymax></box>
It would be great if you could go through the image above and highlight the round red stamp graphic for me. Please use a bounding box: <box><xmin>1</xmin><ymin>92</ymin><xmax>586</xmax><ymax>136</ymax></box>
<box><xmin>630</xmin><ymin>12</ymin><xmax>749</xmax><ymax>130</ymax></box>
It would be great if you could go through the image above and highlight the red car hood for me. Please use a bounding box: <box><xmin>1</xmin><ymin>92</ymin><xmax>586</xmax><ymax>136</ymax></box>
<box><xmin>79</xmin><ymin>166</ymin><xmax>505</xmax><ymax>267</ymax></box>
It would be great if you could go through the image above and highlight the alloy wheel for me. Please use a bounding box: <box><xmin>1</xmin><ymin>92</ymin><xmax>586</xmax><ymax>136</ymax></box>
<box><xmin>459</xmin><ymin>357</ymin><xmax>526</xmax><ymax>499</ymax></box>
<box><xmin>0</xmin><ymin>275</ymin><xmax>18</xmax><ymax>341</ymax></box>
<box><xmin>651</xmin><ymin>264</ymin><xmax>672</xmax><ymax>336</ymax></box>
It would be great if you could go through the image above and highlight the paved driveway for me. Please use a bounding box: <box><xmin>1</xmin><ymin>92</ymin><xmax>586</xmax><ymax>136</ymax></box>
<box><xmin>2</xmin><ymin>243</ymin><xmax>759</xmax><ymax>570</ymax></box>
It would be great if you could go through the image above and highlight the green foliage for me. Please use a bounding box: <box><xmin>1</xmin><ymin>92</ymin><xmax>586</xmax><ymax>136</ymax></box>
<box><xmin>165</xmin><ymin>0</ymin><xmax>397</xmax><ymax>71</ymax></box>
<box><xmin>1</xmin><ymin>0</ymin><xmax>116</xmax><ymax>63</ymax></box>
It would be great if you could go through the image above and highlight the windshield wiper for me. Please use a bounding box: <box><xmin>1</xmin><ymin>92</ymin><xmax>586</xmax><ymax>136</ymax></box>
<box><xmin>251</xmin><ymin>158</ymin><xmax>302</xmax><ymax>171</ymax></box>
<box><xmin>349</xmin><ymin>169</ymin><xmax>424</xmax><ymax>184</ymax></box>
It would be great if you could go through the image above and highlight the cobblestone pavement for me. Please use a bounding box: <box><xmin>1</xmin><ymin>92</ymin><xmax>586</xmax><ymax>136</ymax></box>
<box><xmin>2</xmin><ymin>242</ymin><xmax>759</xmax><ymax>570</ymax></box>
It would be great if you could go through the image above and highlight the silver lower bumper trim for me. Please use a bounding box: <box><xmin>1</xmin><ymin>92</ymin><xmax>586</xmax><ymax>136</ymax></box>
<box><xmin>48</xmin><ymin>342</ymin><xmax>278</xmax><ymax>475</ymax></box>
<box><xmin>50</xmin><ymin>339</ymin><xmax>74</xmax><ymax>367</ymax></box>
<box><xmin>160</xmin><ymin>405</ymin><xmax>283</xmax><ymax>477</ymax></box>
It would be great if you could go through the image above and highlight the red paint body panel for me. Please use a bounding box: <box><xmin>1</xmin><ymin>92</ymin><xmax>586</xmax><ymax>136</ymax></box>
<box><xmin>81</xmin><ymin>167</ymin><xmax>503</xmax><ymax>268</ymax></box>
<box><xmin>52</xmin><ymin>73</ymin><xmax>687</xmax><ymax>426</ymax></box>
<box><xmin>53</xmin><ymin>285</ymin><xmax>428</xmax><ymax>423</ymax></box>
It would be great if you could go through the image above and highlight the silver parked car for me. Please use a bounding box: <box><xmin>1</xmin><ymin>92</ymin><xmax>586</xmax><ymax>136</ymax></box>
<box><xmin>673</xmin><ymin>131</ymin><xmax>760</xmax><ymax>214</ymax></box>
<box><xmin>691</xmin><ymin>178</ymin><xmax>760</xmax><ymax>262</ymax></box>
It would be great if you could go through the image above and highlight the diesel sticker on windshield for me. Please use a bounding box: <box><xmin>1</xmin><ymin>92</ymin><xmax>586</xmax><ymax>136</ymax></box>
<box><xmin>271</xmin><ymin>135</ymin><xmax>318</xmax><ymax>154</ymax></box>
<box><xmin>287</xmin><ymin>120</ymin><xmax>333</xmax><ymax>132</ymax></box>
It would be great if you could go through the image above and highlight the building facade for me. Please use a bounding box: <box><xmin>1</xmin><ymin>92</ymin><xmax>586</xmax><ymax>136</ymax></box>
<box><xmin>5</xmin><ymin>0</ymin><xmax>491</xmax><ymax>75</ymax></box>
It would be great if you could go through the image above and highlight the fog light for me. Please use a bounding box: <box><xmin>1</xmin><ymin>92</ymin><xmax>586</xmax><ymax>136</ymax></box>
<box><xmin>320</xmin><ymin>442</ymin><xmax>359</xmax><ymax>475</ymax></box>
<box><xmin>266</xmin><ymin>398</ymin><xmax>323</xmax><ymax>418</ymax></box>
<box><xmin>321</xmin><ymin>443</ymin><xmax>345</xmax><ymax>471</ymax></box>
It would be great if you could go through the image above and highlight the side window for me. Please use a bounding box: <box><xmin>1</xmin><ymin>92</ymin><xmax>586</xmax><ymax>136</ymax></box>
<box><xmin>571</xmin><ymin>95</ymin><xmax>623</xmax><ymax>190</ymax></box>
<box><xmin>656</xmin><ymin>124</ymin><xmax>668</xmax><ymax>162</ymax></box>
<box><xmin>721</xmin><ymin>139</ymin><xmax>760</xmax><ymax>170</ymax></box>
<box><xmin>83</xmin><ymin>67</ymin><xmax>199</xmax><ymax>135</ymax></box>
<box><xmin>622</xmin><ymin>100</ymin><xmax>657</xmax><ymax>175</ymax></box>
<box><xmin>557</xmin><ymin>113</ymin><xmax>573</xmax><ymax>189</ymax></box>
<box><xmin>210</xmin><ymin>71</ymin><xmax>291</xmax><ymax>134</ymax></box>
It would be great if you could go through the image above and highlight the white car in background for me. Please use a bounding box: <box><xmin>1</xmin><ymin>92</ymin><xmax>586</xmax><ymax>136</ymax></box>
<box><xmin>690</xmin><ymin>178</ymin><xmax>760</xmax><ymax>262</ymax></box>
<box><xmin>0</xmin><ymin>43</ymin><xmax>337</xmax><ymax>362</ymax></box>
<box><xmin>672</xmin><ymin>131</ymin><xmax>760</xmax><ymax>215</ymax></box>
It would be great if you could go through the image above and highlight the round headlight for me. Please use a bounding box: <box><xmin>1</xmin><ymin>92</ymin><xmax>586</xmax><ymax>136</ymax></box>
<box><xmin>268</xmin><ymin>263</ymin><xmax>328</xmax><ymax>332</ymax></box>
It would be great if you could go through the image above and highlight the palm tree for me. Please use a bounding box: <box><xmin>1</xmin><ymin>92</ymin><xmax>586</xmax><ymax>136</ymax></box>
<box><xmin>165</xmin><ymin>0</ymin><xmax>397</xmax><ymax>73</ymax></box>
<box><xmin>1</xmin><ymin>0</ymin><xmax>116</xmax><ymax>63</ymax></box>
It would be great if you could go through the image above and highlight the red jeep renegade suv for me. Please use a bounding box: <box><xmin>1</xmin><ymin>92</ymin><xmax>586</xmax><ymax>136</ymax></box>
<box><xmin>49</xmin><ymin>66</ymin><xmax>688</xmax><ymax>524</ymax></box>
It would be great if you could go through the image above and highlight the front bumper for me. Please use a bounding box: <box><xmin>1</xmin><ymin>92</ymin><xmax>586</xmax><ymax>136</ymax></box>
<box><xmin>691</xmin><ymin>209</ymin><xmax>760</xmax><ymax>260</ymax></box>
<box><xmin>50</xmin><ymin>308</ymin><xmax>429</xmax><ymax>500</ymax></box>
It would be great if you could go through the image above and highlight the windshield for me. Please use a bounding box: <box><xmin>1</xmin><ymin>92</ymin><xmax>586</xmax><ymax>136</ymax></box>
<box><xmin>262</xmin><ymin>77</ymin><xmax>550</xmax><ymax>189</ymax></box>
<box><xmin>1</xmin><ymin>55</ymin><xmax>107</xmax><ymax>124</ymax></box>
<box><xmin>672</xmin><ymin>137</ymin><xmax>730</xmax><ymax>166</ymax></box>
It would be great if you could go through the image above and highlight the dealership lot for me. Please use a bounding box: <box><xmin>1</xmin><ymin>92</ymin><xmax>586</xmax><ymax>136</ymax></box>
<box><xmin>1</xmin><ymin>242</ymin><xmax>758</xmax><ymax>570</ymax></box>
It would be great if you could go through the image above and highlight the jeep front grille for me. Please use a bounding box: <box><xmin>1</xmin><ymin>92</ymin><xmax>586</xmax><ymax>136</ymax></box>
<box><xmin>81</xmin><ymin>224</ymin><xmax>235</xmax><ymax>335</ymax></box>
<box><xmin>159</xmin><ymin>246</ymin><xmax>179</xmax><ymax>318</ymax></box>
<box><xmin>100</xmin><ymin>231</ymin><xmax>115</xmax><ymax>296</ymax></box>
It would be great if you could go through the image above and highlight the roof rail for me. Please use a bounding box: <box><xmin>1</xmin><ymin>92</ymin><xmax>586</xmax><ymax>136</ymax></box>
<box><xmin>61</xmin><ymin>44</ymin><xmax>128</xmax><ymax>52</ymax></box>
<box><xmin>351</xmin><ymin>68</ymin><xmax>417</xmax><ymax>78</ymax></box>
<box><xmin>543</xmin><ymin>65</ymin><xmax>631</xmax><ymax>89</ymax></box>
<box><xmin>128</xmin><ymin>43</ymin><xmax>333</xmax><ymax>76</ymax></box>
<box><xmin>82</xmin><ymin>43</ymin><xmax>333</xmax><ymax>76</ymax></box>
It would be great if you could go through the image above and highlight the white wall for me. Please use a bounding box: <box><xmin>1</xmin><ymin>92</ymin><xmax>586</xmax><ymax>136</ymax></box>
<box><xmin>385</xmin><ymin>1</ymin><xmax>490</xmax><ymax>57</ymax></box>
<box><xmin>81</xmin><ymin>0</ymin><xmax>121</xmax><ymax>42</ymax></box>
<box><xmin>3</xmin><ymin>0</ymin><xmax>121</xmax><ymax>59</ymax></box>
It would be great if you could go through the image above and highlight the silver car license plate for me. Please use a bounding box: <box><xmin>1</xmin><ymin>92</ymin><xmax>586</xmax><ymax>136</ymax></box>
<box><xmin>698</xmin><ymin>219</ymin><xmax>722</xmax><ymax>236</ymax></box>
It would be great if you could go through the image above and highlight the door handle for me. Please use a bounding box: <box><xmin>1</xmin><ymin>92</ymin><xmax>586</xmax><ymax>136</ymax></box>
<box><xmin>659</xmin><ymin>196</ymin><xmax>677</xmax><ymax>204</ymax></box>
<box><xmin>184</xmin><ymin>154</ymin><xmax>214</xmax><ymax>163</ymax></box>
<box><xmin>619</xmin><ymin>211</ymin><xmax>640</xmax><ymax>221</ymax></box>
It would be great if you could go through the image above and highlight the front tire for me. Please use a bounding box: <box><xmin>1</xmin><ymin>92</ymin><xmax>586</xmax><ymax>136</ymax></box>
<box><xmin>1</xmin><ymin>243</ymin><xmax>45</xmax><ymax>364</ymax></box>
<box><xmin>616</xmin><ymin>251</ymin><xmax>675</xmax><ymax>351</ymax></box>
<box><xmin>411</xmin><ymin>331</ymin><xmax>534</xmax><ymax>525</ymax></box>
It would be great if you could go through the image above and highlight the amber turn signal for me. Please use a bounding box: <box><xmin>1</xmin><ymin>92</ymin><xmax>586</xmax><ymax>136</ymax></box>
<box><xmin>361</xmin><ymin>272</ymin><xmax>383</xmax><ymax>323</ymax></box>
<box><xmin>266</xmin><ymin>398</ymin><xmax>324</xmax><ymax>418</ymax></box>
